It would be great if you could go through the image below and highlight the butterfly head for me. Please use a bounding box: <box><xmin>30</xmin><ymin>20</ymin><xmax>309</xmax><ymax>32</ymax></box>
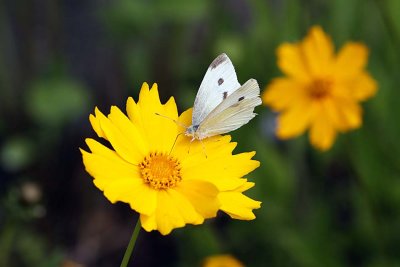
<box><xmin>185</xmin><ymin>124</ymin><xmax>203</xmax><ymax>141</ymax></box>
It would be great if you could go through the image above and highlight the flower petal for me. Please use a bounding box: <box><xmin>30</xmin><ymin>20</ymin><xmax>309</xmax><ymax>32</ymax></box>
<box><xmin>141</xmin><ymin>190</ymin><xmax>195</xmax><ymax>235</ymax></box>
<box><xmin>89</xmin><ymin>107</ymin><xmax>107</xmax><ymax>139</ymax></box>
<box><xmin>141</xmin><ymin>186</ymin><xmax>216</xmax><ymax>235</ymax></box>
<box><xmin>142</xmin><ymin>190</ymin><xmax>185</xmax><ymax>235</ymax></box>
<box><xmin>276</xmin><ymin>98</ymin><xmax>315</xmax><ymax>139</ymax></box>
<box><xmin>219</xmin><ymin>191</ymin><xmax>261</xmax><ymax>220</ymax></box>
<box><xmin>277</xmin><ymin>43</ymin><xmax>310</xmax><ymax>81</ymax></box>
<box><xmin>203</xmin><ymin>254</ymin><xmax>244</xmax><ymax>267</ymax></box>
<box><xmin>180</xmin><ymin>142</ymin><xmax>257</xmax><ymax>191</ymax></box>
<box><xmin>126</xmin><ymin>182</ymin><xmax>158</xmax><ymax>215</ymax></box>
<box><xmin>108</xmin><ymin>106</ymin><xmax>148</xmax><ymax>156</ymax></box>
<box><xmin>175</xmin><ymin>179</ymin><xmax>220</xmax><ymax>219</ymax></box>
<box><xmin>334</xmin><ymin>42</ymin><xmax>368</xmax><ymax>79</ymax></box>
<box><xmin>97</xmin><ymin>108</ymin><xmax>143</xmax><ymax>164</ymax></box>
<box><xmin>225</xmin><ymin>151</ymin><xmax>260</xmax><ymax>178</ymax></box>
<box><xmin>126</xmin><ymin>95</ymin><xmax>149</xmax><ymax>144</ymax></box>
<box><xmin>81</xmin><ymin>139</ymin><xmax>140</xmax><ymax>190</ymax></box>
<box><xmin>167</xmin><ymin>189</ymin><xmax>204</xmax><ymax>224</ymax></box>
<box><xmin>136</xmin><ymin>83</ymin><xmax>181</xmax><ymax>152</ymax></box>
<box><xmin>178</xmin><ymin>108</ymin><xmax>192</xmax><ymax>127</ymax></box>
<box><xmin>347</xmin><ymin>72</ymin><xmax>378</xmax><ymax>101</ymax></box>
<box><xmin>323</xmin><ymin>97</ymin><xmax>362</xmax><ymax>131</ymax></box>
<box><xmin>81</xmin><ymin>139</ymin><xmax>157</xmax><ymax>215</ymax></box>
<box><xmin>301</xmin><ymin>25</ymin><xmax>334</xmax><ymax>76</ymax></box>
<box><xmin>309</xmin><ymin>111</ymin><xmax>337</xmax><ymax>151</ymax></box>
<box><xmin>262</xmin><ymin>78</ymin><xmax>306</xmax><ymax>111</ymax></box>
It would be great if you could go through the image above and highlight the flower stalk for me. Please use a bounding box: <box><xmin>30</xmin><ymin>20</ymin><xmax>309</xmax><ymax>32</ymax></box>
<box><xmin>120</xmin><ymin>219</ymin><xmax>141</xmax><ymax>267</ymax></box>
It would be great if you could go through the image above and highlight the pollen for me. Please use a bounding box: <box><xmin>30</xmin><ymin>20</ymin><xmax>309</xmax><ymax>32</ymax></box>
<box><xmin>139</xmin><ymin>152</ymin><xmax>182</xmax><ymax>189</ymax></box>
<box><xmin>308</xmin><ymin>78</ymin><xmax>333</xmax><ymax>99</ymax></box>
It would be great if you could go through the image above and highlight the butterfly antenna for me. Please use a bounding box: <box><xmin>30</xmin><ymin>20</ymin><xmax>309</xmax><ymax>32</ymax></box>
<box><xmin>155</xmin><ymin>112</ymin><xmax>187</xmax><ymax>129</ymax></box>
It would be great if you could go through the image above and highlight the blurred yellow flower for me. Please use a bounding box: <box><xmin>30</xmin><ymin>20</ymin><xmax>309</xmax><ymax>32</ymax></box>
<box><xmin>202</xmin><ymin>254</ymin><xmax>244</xmax><ymax>267</ymax></box>
<box><xmin>262</xmin><ymin>25</ymin><xmax>377</xmax><ymax>150</ymax></box>
<box><xmin>81</xmin><ymin>83</ymin><xmax>261</xmax><ymax>235</ymax></box>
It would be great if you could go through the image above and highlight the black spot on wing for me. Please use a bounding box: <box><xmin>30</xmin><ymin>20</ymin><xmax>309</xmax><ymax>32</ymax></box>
<box><xmin>210</xmin><ymin>54</ymin><xmax>227</xmax><ymax>69</ymax></box>
<box><xmin>218</xmin><ymin>78</ymin><xmax>224</xmax><ymax>85</ymax></box>
<box><xmin>231</xmin><ymin>97</ymin><xmax>245</xmax><ymax>107</ymax></box>
<box><xmin>223</xmin><ymin>91</ymin><xmax>228</xmax><ymax>99</ymax></box>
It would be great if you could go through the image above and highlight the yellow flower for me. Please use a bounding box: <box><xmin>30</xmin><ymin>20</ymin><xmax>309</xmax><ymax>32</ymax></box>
<box><xmin>262</xmin><ymin>25</ymin><xmax>377</xmax><ymax>151</ymax></box>
<box><xmin>202</xmin><ymin>254</ymin><xmax>244</xmax><ymax>267</ymax></box>
<box><xmin>81</xmin><ymin>83</ymin><xmax>261</xmax><ymax>235</ymax></box>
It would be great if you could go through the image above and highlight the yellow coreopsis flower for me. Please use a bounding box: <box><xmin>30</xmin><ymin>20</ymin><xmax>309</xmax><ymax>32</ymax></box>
<box><xmin>81</xmin><ymin>83</ymin><xmax>261</xmax><ymax>235</ymax></box>
<box><xmin>262</xmin><ymin>25</ymin><xmax>377</xmax><ymax>151</ymax></box>
<box><xmin>202</xmin><ymin>254</ymin><xmax>244</xmax><ymax>267</ymax></box>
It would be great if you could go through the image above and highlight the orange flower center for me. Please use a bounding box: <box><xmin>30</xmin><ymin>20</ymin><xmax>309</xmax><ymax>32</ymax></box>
<box><xmin>308</xmin><ymin>78</ymin><xmax>332</xmax><ymax>99</ymax></box>
<box><xmin>139</xmin><ymin>152</ymin><xmax>182</xmax><ymax>189</ymax></box>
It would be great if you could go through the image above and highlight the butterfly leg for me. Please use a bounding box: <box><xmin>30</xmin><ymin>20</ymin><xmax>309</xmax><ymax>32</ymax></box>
<box><xmin>187</xmin><ymin>139</ymin><xmax>192</xmax><ymax>154</ymax></box>
<box><xmin>200</xmin><ymin>140</ymin><xmax>208</xmax><ymax>159</ymax></box>
<box><xmin>169</xmin><ymin>132</ymin><xmax>184</xmax><ymax>155</ymax></box>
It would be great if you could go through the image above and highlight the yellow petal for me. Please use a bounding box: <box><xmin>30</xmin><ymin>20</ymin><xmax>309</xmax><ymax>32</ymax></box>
<box><xmin>277</xmin><ymin>43</ymin><xmax>310</xmax><ymax>81</ymax></box>
<box><xmin>81</xmin><ymin>139</ymin><xmax>139</xmax><ymax>189</ymax></box>
<box><xmin>347</xmin><ymin>72</ymin><xmax>378</xmax><ymax>101</ymax></box>
<box><xmin>334</xmin><ymin>42</ymin><xmax>368</xmax><ymax>79</ymax></box>
<box><xmin>323</xmin><ymin>97</ymin><xmax>362</xmax><ymax>131</ymax></box>
<box><xmin>301</xmin><ymin>25</ymin><xmax>334</xmax><ymax>76</ymax></box>
<box><xmin>153</xmin><ymin>190</ymin><xmax>186</xmax><ymax>235</ymax></box>
<box><xmin>178</xmin><ymin>108</ymin><xmax>192</xmax><ymax>127</ymax></box>
<box><xmin>236</xmin><ymin>181</ymin><xmax>255</xmax><ymax>191</ymax></box>
<box><xmin>89</xmin><ymin>107</ymin><xmax>107</xmax><ymax>139</ymax></box>
<box><xmin>182</xmin><ymin>162</ymin><xmax>248</xmax><ymax>190</ymax></box>
<box><xmin>98</xmin><ymin>108</ymin><xmax>143</xmax><ymax>164</ymax></box>
<box><xmin>100</xmin><ymin>178</ymin><xmax>142</xmax><ymax>203</ymax></box>
<box><xmin>219</xmin><ymin>191</ymin><xmax>261</xmax><ymax>220</ymax></box>
<box><xmin>108</xmin><ymin>106</ymin><xmax>148</xmax><ymax>155</ymax></box>
<box><xmin>181</xmin><ymin>144</ymin><xmax>257</xmax><ymax>191</ymax></box>
<box><xmin>167</xmin><ymin>189</ymin><xmax>204</xmax><ymax>224</ymax></box>
<box><xmin>125</xmin><ymin>182</ymin><xmax>158</xmax><ymax>215</ymax></box>
<box><xmin>181</xmin><ymin>139</ymin><xmax>236</xmax><ymax>166</ymax></box>
<box><xmin>262</xmin><ymin>78</ymin><xmax>306</xmax><ymax>111</ymax></box>
<box><xmin>203</xmin><ymin>254</ymin><xmax>244</xmax><ymax>267</ymax></box>
<box><xmin>276</xmin><ymin>98</ymin><xmax>315</xmax><ymax>139</ymax></box>
<box><xmin>138</xmin><ymin>82</ymin><xmax>150</xmax><ymax>99</ymax></box>
<box><xmin>309</xmin><ymin>111</ymin><xmax>337</xmax><ymax>151</ymax></box>
<box><xmin>141</xmin><ymin>188</ymin><xmax>208</xmax><ymax>235</ymax></box>
<box><xmin>126</xmin><ymin>96</ymin><xmax>146</xmax><ymax>137</ymax></box>
<box><xmin>175</xmin><ymin>180</ymin><xmax>220</xmax><ymax>219</ymax></box>
<box><xmin>81</xmin><ymin>140</ymin><xmax>157</xmax><ymax>215</ymax></box>
<box><xmin>136</xmin><ymin>83</ymin><xmax>181</xmax><ymax>152</ymax></box>
<box><xmin>221</xmin><ymin>152</ymin><xmax>260</xmax><ymax>180</ymax></box>
<box><xmin>140</xmin><ymin>213</ymin><xmax>157</xmax><ymax>232</ymax></box>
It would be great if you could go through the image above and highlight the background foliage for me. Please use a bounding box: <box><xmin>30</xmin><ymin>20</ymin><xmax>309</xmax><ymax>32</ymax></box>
<box><xmin>1</xmin><ymin>0</ymin><xmax>400</xmax><ymax>266</ymax></box>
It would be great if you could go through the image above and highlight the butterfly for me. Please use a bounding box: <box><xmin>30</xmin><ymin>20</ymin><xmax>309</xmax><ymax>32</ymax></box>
<box><xmin>185</xmin><ymin>53</ymin><xmax>261</xmax><ymax>141</ymax></box>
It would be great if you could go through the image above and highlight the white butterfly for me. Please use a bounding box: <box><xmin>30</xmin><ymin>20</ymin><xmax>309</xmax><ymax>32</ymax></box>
<box><xmin>185</xmin><ymin>53</ymin><xmax>261</xmax><ymax>141</ymax></box>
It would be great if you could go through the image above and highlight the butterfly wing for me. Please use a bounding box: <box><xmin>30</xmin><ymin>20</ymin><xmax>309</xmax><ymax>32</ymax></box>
<box><xmin>197</xmin><ymin>79</ymin><xmax>261</xmax><ymax>137</ymax></box>
<box><xmin>192</xmin><ymin>53</ymin><xmax>241</xmax><ymax>126</ymax></box>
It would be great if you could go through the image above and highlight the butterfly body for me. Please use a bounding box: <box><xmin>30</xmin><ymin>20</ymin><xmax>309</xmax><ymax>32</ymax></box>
<box><xmin>185</xmin><ymin>53</ymin><xmax>261</xmax><ymax>141</ymax></box>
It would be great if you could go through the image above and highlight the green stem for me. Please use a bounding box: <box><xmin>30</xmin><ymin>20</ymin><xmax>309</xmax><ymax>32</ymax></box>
<box><xmin>120</xmin><ymin>218</ymin><xmax>141</xmax><ymax>267</ymax></box>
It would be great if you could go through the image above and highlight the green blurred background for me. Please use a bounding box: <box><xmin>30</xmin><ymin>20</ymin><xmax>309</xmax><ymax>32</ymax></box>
<box><xmin>1</xmin><ymin>0</ymin><xmax>400</xmax><ymax>266</ymax></box>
